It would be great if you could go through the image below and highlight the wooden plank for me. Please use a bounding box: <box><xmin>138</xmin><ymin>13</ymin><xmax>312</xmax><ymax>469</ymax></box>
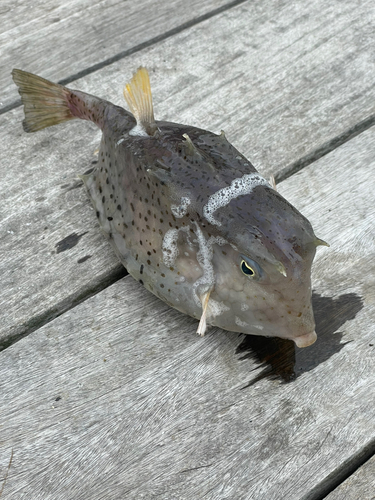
<box><xmin>0</xmin><ymin>124</ymin><xmax>374</xmax><ymax>499</ymax></box>
<box><xmin>325</xmin><ymin>456</ymin><xmax>375</xmax><ymax>500</ymax></box>
<box><xmin>0</xmin><ymin>0</ymin><xmax>233</xmax><ymax>111</ymax></box>
<box><xmin>2</xmin><ymin>0</ymin><xmax>375</xmax><ymax>346</ymax></box>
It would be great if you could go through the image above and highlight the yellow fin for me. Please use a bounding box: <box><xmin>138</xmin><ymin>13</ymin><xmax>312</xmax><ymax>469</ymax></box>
<box><xmin>123</xmin><ymin>67</ymin><xmax>157</xmax><ymax>136</ymax></box>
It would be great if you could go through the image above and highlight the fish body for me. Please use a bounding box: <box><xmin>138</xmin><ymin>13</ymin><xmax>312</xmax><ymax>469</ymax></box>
<box><xmin>12</xmin><ymin>68</ymin><xmax>326</xmax><ymax>347</ymax></box>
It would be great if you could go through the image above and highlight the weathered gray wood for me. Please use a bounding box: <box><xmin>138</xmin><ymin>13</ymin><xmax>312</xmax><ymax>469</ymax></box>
<box><xmin>0</xmin><ymin>0</ymin><xmax>233</xmax><ymax>110</ymax></box>
<box><xmin>2</xmin><ymin>0</ymin><xmax>375</xmax><ymax>347</ymax></box>
<box><xmin>0</xmin><ymin>125</ymin><xmax>374</xmax><ymax>499</ymax></box>
<box><xmin>325</xmin><ymin>456</ymin><xmax>375</xmax><ymax>500</ymax></box>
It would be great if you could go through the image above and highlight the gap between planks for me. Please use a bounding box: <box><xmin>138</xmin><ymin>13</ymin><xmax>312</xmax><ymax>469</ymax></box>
<box><xmin>305</xmin><ymin>436</ymin><xmax>375</xmax><ymax>500</ymax></box>
<box><xmin>0</xmin><ymin>265</ymin><xmax>127</xmax><ymax>352</ymax></box>
<box><xmin>0</xmin><ymin>0</ymin><xmax>248</xmax><ymax>116</ymax></box>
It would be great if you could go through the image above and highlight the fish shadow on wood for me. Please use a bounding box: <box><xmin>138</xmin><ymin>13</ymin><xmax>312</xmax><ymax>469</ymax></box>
<box><xmin>237</xmin><ymin>292</ymin><xmax>364</xmax><ymax>387</ymax></box>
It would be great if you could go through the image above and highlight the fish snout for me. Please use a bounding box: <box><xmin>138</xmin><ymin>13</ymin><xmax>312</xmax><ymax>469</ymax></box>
<box><xmin>292</xmin><ymin>330</ymin><xmax>317</xmax><ymax>348</ymax></box>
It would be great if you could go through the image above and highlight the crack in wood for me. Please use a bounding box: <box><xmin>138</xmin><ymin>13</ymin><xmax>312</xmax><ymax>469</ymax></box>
<box><xmin>179</xmin><ymin>463</ymin><xmax>213</xmax><ymax>474</ymax></box>
<box><xmin>0</xmin><ymin>449</ymin><xmax>13</xmax><ymax>498</ymax></box>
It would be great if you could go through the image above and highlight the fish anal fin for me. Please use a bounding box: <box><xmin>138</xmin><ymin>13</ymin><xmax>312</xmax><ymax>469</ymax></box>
<box><xmin>123</xmin><ymin>67</ymin><xmax>157</xmax><ymax>137</ymax></box>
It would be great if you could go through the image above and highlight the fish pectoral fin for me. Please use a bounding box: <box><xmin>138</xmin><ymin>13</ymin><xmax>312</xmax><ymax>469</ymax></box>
<box><xmin>196</xmin><ymin>289</ymin><xmax>212</xmax><ymax>337</ymax></box>
<box><xmin>123</xmin><ymin>67</ymin><xmax>158</xmax><ymax>136</ymax></box>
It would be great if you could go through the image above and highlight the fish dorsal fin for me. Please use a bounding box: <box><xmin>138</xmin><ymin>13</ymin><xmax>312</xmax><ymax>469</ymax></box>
<box><xmin>123</xmin><ymin>67</ymin><xmax>158</xmax><ymax>137</ymax></box>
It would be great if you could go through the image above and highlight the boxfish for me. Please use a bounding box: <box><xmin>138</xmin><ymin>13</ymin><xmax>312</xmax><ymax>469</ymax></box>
<box><xmin>12</xmin><ymin>67</ymin><xmax>328</xmax><ymax>347</ymax></box>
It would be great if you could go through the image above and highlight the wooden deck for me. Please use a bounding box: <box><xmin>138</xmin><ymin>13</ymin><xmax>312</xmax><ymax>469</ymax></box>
<box><xmin>1</xmin><ymin>1</ymin><xmax>375</xmax><ymax>498</ymax></box>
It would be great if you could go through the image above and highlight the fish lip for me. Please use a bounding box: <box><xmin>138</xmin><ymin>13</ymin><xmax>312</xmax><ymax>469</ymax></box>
<box><xmin>293</xmin><ymin>330</ymin><xmax>317</xmax><ymax>348</ymax></box>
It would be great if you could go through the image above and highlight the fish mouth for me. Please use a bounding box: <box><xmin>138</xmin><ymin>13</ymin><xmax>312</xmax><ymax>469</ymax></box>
<box><xmin>293</xmin><ymin>330</ymin><xmax>317</xmax><ymax>348</ymax></box>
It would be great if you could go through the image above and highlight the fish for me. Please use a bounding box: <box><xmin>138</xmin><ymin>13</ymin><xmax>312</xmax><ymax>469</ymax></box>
<box><xmin>12</xmin><ymin>67</ymin><xmax>328</xmax><ymax>348</ymax></box>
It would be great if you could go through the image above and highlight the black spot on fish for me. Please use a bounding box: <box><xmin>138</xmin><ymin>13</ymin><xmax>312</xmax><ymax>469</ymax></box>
<box><xmin>139</xmin><ymin>279</ymin><xmax>144</xmax><ymax>285</ymax></box>
<box><xmin>238</xmin><ymin>292</ymin><xmax>364</xmax><ymax>387</ymax></box>
<box><xmin>107</xmin><ymin>217</ymin><xmax>113</xmax><ymax>221</ymax></box>
<box><xmin>140</xmin><ymin>265</ymin><xmax>144</xmax><ymax>275</ymax></box>
<box><xmin>77</xmin><ymin>255</ymin><xmax>92</xmax><ymax>264</ymax></box>
<box><xmin>55</xmin><ymin>232</ymin><xmax>88</xmax><ymax>253</ymax></box>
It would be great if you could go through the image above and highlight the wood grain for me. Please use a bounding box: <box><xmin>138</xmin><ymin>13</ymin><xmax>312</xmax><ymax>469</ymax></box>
<box><xmin>2</xmin><ymin>0</ymin><xmax>375</xmax><ymax>346</ymax></box>
<box><xmin>0</xmin><ymin>124</ymin><xmax>374</xmax><ymax>499</ymax></box>
<box><xmin>0</xmin><ymin>0</ymin><xmax>233</xmax><ymax>110</ymax></box>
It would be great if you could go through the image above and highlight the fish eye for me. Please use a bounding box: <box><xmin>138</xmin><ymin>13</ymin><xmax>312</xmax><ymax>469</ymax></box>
<box><xmin>241</xmin><ymin>260</ymin><xmax>255</xmax><ymax>276</ymax></box>
<box><xmin>240</xmin><ymin>255</ymin><xmax>263</xmax><ymax>280</ymax></box>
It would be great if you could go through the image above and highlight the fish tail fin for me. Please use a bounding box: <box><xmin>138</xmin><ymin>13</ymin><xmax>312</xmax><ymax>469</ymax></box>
<box><xmin>123</xmin><ymin>67</ymin><xmax>158</xmax><ymax>136</ymax></box>
<box><xmin>12</xmin><ymin>69</ymin><xmax>77</xmax><ymax>133</ymax></box>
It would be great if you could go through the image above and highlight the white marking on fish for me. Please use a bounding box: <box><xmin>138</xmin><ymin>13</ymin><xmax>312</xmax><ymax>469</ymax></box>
<box><xmin>192</xmin><ymin>222</ymin><xmax>227</xmax><ymax>307</ymax></box>
<box><xmin>235</xmin><ymin>316</ymin><xmax>248</xmax><ymax>327</ymax></box>
<box><xmin>162</xmin><ymin>227</ymin><xmax>190</xmax><ymax>267</ymax></box>
<box><xmin>208</xmin><ymin>298</ymin><xmax>230</xmax><ymax>318</ymax></box>
<box><xmin>171</xmin><ymin>196</ymin><xmax>190</xmax><ymax>218</ymax></box>
<box><xmin>129</xmin><ymin>123</ymin><xmax>149</xmax><ymax>137</ymax></box>
<box><xmin>203</xmin><ymin>173</ymin><xmax>272</xmax><ymax>226</ymax></box>
<box><xmin>162</xmin><ymin>229</ymin><xmax>179</xmax><ymax>267</ymax></box>
<box><xmin>241</xmin><ymin>303</ymin><xmax>249</xmax><ymax>311</ymax></box>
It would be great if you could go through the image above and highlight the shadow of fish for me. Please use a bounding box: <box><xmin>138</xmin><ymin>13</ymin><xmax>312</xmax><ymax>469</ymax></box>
<box><xmin>12</xmin><ymin>67</ymin><xmax>328</xmax><ymax>347</ymax></box>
